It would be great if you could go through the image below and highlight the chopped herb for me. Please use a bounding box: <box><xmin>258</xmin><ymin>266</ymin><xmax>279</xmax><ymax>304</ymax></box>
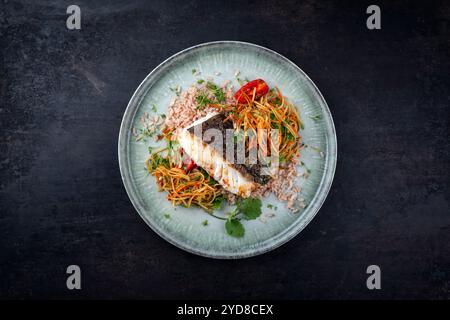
<box><xmin>286</xmin><ymin>131</ymin><xmax>295</xmax><ymax>141</ymax></box>
<box><xmin>198</xmin><ymin>167</ymin><xmax>211</xmax><ymax>180</ymax></box>
<box><xmin>195</xmin><ymin>94</ymin><xmax>212</xmax><ymax>109</ymax></box>
<box><xmin>202</xmin><ymin>219</ymin><xmax>209</xmax><ymax>226</ymax></box>
<box><xmin>197</xmin><ymin>79</ymin><xmax>205</xmax><ymax>84</ymax></box>
<box><xmin>151</xmin><ymin>104</ymin><xmax>157</xmax><ymax>112</ymax></box>
<box><xmin>212</xmin><ymin>195</ymin><xmax>225</xmax><ymax>210</ymax></box>
<box><xmin>233</xmin><ymin>130</ymin><xmax>244</xmax><ymax>143</ymax></box>
<box><xmin>148</xmin><ymin>153</ymin><xmax>170</xmax><ymax>172</ymax></box>
<box><xmin>168</xmin><ymin>140</ymin><xmax>179</xmax><ymax>151</ymax></box>
<box><xmin>148</xmin><ymin>146</ymin><xmax>154</xmax><ymax>154</ymax></box>
<box><xmin>309</xmin><ymin>114</ymin><xmax>321</xmax><ymax>121</ymax></box>
<box><xmin>164</xmin><ymin>213</ymin><xmax>171</xmax><ymax>219</ymax></box>
<box><xmin>267</xmin><ymin>204</ymin><xmax>273</xmax><ymax>209</ymax></box>
<box><xmin>169</xmin><ymin>86</ymin><xmax>181</xmax><ymax>96</ymax></box>
<box><xmin>192</xmin><ymin>68</ymin><xmax>196</xmax><ymax>74</ymax></box>
<box><xmin>139</xmin><ymin>128</ymin><xmax>154</xmax><ymax>139</ymax></box>
<box><xmin>300</xmin><ymin>160</ymin><xmax>311</xmax><ymax>174</ymax></box>
<box><xmin>206</xmin><ymin>81</ymin><xmax>225</xmax><ymax>102</ymax></box>
<box><xmin>205</xmin><ymin>81</ymin><xmax>218</xmax><ymax>90</ymax></box>
<box><xmin>270</xmin><ymin>112</ymin><xmax>276</xmax><ymax>120</ymax></box>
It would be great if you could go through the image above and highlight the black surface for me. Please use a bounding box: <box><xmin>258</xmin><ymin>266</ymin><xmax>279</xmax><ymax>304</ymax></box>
<box><xmin>1</xmin><ymin>0</ymin><xmax>449</xmax><ymax>299</ymax></box>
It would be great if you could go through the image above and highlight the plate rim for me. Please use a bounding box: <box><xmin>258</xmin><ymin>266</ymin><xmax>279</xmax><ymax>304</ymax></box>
<box><xmin>118</xmin><ymin>40</ymin><xmax>337</xmax><ymax>259</ymax></box>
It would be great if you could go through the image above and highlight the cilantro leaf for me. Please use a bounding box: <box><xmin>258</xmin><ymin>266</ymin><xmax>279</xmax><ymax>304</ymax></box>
<box><xmin>212</xmin><ymin>195</ymin><xmax>224</xmax><ymax>210</ymax></box>
<box><xmin>238</xmin><ymin>197</ymin><xmax>262</xmax><ymax>220</ymax></box>
<box><xmin>225</xmin><ymin>218</ymin><xmax>245</xmax><ymax>238</ymax></box>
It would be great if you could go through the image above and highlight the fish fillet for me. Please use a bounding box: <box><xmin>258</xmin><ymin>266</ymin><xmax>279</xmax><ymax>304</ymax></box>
<box><xmin>177</xmin><ymin>113</ymin><xmax>257</xmax><ymax>198</ymax></box>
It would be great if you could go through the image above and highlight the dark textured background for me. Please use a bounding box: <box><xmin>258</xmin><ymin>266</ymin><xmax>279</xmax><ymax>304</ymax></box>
<box><xmin>1</xmin><ymin>0</ymin><xmax>449</xmax><ymax>299</ymax></box>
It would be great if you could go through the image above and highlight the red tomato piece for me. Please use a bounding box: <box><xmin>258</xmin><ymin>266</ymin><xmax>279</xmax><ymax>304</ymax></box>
<box><xmin>234</xmin><ymin>79</ymin><xmax>269</xmax><ymax>103</ymax></box>
<box><xmin>185</xmin><ymin>159</ymin><xmax>197</xmax><ymax>172</ymax></box>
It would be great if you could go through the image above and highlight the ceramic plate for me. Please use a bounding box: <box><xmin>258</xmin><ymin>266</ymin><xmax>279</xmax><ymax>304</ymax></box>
<box><xmin>118</xmin><ymin>41</ymin><xmax>336</xmax><ymax>259</ymax></box>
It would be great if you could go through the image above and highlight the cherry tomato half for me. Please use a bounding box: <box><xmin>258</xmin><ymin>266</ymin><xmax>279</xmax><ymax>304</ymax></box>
<box><xmin>234</xmin><ymin>79</ymin><xmax>269</xmax><ymax>103</ymax></box>
<box><xmin>185</xmin><ymin>159</ymin><xmax>197</xmax><ymax>173</ymax></box>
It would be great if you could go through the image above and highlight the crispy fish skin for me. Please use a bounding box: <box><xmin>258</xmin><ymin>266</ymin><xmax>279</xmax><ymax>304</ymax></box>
<box><xmin>177</xmin><ymin>113</ymin><xmax>257</xmax><ymax>198</ymax></box>
<box><xmin>187</xmin><ymin>113</ymin><xmax>271</xmax><ymax>183</ymax></box>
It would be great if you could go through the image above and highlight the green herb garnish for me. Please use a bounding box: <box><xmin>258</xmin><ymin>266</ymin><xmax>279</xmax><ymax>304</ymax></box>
<box><xmin>238</xmin><ymin>197</ymin><xmax>262</xmax><ymax>220</ymax></box>
<box><xmin>212</xmin><ymin>195</ymin><xmax>225</xmax><ymax>210</ymax></box>
<box><xmin>309</xmin><ymin>114</ymin><xmax>321</xmax><ymax>121</ymax></box>
<box><xmin>300</xmin><ymin>160</ymin><xmax>311</xmax><ymax>174</ymax></box>
<box><xmin>139</xmin><ymin>128</ymin><xmax>154</xmax><ymax>139</ymax></box>
<box><xmin>206</xmin><ymin>81</ymin><xmax>225</xmax><ymax>102</ymax></box>
<box><xmin>148</xmin><ymin>153</ymin><xmax>170</xmax><ymax>172</ymax></box>
<box><xmin>167</xmin><ymin>140</ymin><xmax>179</xmax><ymax>151</ymax></box>
<box><xmin>202</xmin><ymin>219</ymin><xmax>209</xmax><ymax>226</ymax></box>
<box><xmin>225</xmin><ymin>218</ymin><xmax>245</xmax><ymax>238</ymax></box>
<box><xmin>233</xmin><ymin>130</ymin><xmax>244</xmax><ymax>143</ymax></box>
<box><xmin>195</xmin><ymin>94</ymin><xmax>213</xmax><ymax>109</ymax></box>
<box><xmin>164</xmin><ymin>213</ymin><xmax>171</xmax><ymax>219</ymax></box>
<box><xmin>223</xmin><ymin>197</ymin><xmax>262</xmax><ymax>238</ymax></box>
<box><xmin>286</xmin><ymin>131</ymin><xmax>295</xmax><ymax>141</ymax></box>
<box><xmin>169</xmin><ymin>86</ymin><xmax>181</xmax><ymax>96</ymax></box>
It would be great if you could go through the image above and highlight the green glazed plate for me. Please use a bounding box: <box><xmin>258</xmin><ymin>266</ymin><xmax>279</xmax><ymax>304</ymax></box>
<box><xmin>118</xmin><ymin>41</ymin><xmax>336</xmax><ymax>259</ymax></box>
